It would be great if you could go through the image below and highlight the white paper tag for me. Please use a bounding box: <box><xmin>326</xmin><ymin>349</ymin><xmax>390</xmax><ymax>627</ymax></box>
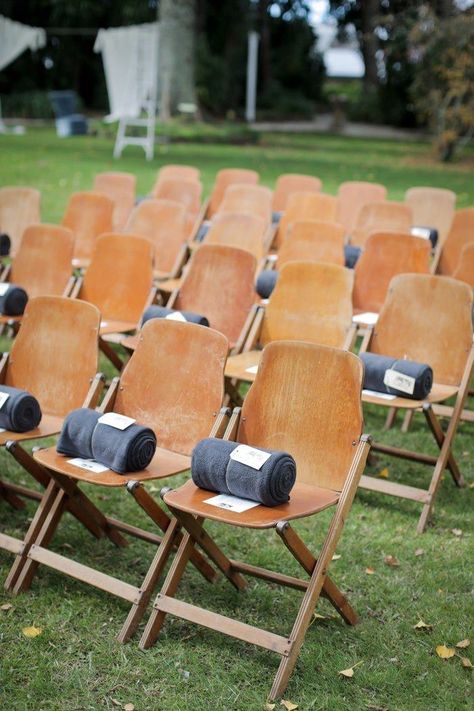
<box><xmin>0</xmin><ymin>283</ymin><xmax>9</xmax><ymax>296</ymax></box>
<box><xmin>165</xmin><ymin>311</ymin><xmax>187</xmax><ymax>322</ymax></box>
<box><xmin>0</xmin><ymin>392</ymin><xmax>10</xmax><ymax>409</ymax></box>
<box><xmin>68</xmin><ymin>458</ymin><xmax>109</xmax><ymax>473</ymax></box>
<box><xmin>98</xmin><ymin>412</ymin><xmax>136</xmax><ymax>430</ymax></box>
<box><xmin>411</xmin><ymin>227</ymin><xmax>431</xmax><ymax>240</ymax></box>
<box><xmin>245</xmin><ymin>365</ymin><xmax>258</xmax><ymax>374</ymax></box>
<box><xmin>100</xmin><ymin>320</ymin><xmax>108</xmax><ymax>328</ymax></box>
<box><xmin>383</xmin><ymin>369</ymin><xmax>416</xmax><ymax>395</ymax></box>
<box><xmin>204</xmin><ymin>493</ymin><xmax>260</xmax><ymax>513</ymax></box>
<box><xmin>362</xmin><ymin>389</ymin><xmax>396</xmax><ymax>400</ymax></box>
<box><xmin>229</xmin><ymin>444</ymin><xmax>272</xmax><ymax>470</ymax></box>
<box><xmin>353</xmin><ymin>312</ymin><xmax>379</xmax><ymax>325</ymax></box>
<box><xmin>0</xmin><ymin>427</ymin><xmax>6</xmax><ymax>433</ymax></box>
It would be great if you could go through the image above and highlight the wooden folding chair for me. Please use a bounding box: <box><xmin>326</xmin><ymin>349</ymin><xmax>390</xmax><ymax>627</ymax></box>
<box><xmin>204</xmin><ymin>212</ymin><xmax>268</xmax><ymax>263</ymax></box>
<box><xmin>436</xmin><ymin>208</ymin><xmax>474</xmax><ymax>276</ymax></box>
<box><xmin>139</xmin><ymin>340</ymin><xmax>371</xmax><ymax>701</ymax></box>
<box><xmin>218</xmin><ymin>184</ymin><xmax>273</xmax><ymax>227</ymax></box>
<box><xmin>61</xmin><ymin>191</ymin><xmax>114</xmax><ymax>269</ymax></box>
<box><xmin>93</xmin><ymin>172</ymin><xmax>136</xmax><ymax>230</ymax></box>
<box><xmin>277</xmin><ymin>219</ymin><xmax>345</xmax><ymax>268</ymax></box>
<box><xmin>351</xmin><ymin>201</ymin><xmax>412</xmax><ymax>248</ymax></box>
<box><xmin>73</xmin><ymin>233</ymin><xmax>155</xmax><ymax>370</ymax></box>
<box><xmin>151</xmin><ymin>178</ymin><xmax>203</xmax><ymax>239</ymax></box>
<box><xmin>272</xmin><ymin>174</ymin><xmax>322</xmax><ymax>213</ymax></box>
<box><xmin>10</xmin><ymin>319</ymin><xmax>229</xmax><ymax>640</ymax></box>
<box><xmin>336</xmin><ymin>181</ymin><xmax>387</xmax><ymax>238</ymax></box>
<box><xmin>276</xmin><ymin>192</ymin><xmax>338</xmax><ymax>249</ymax></box>
<box><xmin>153</xmin><ymin>164</ymin><xmax>201</xmax><ymax>190</ymax></box>
<box><xmin>0</xmin><ymin>187</ymin><xmax>41</xmax><ymax>256</ymax></box>
<box><xmin>125</xmin><ymin>199</ymin><xmax>188</xmax><ymax>279</ymax></box>
<box><xmin>405</xmin><ymin>187</ymin><xmax>456</xmax><ymax>260</ymax></box>
<box><xmin>207</xmin><ymin>168</ymin><xmax>259</xmax><ymax>218</ymax></box>
<box><xmin>452</xmin><ymin>242</ymin><xmax>474</xmax><ymax>287</ymax></box>
<box><xmin>359</xmin><ymin>274</ymin><xmax>473</xmax><ymax>532</ymax></box>
<box><xmin>225</xmin><ymin>261</ymin><xmax>355</xmax><ymax>389</ymax></box>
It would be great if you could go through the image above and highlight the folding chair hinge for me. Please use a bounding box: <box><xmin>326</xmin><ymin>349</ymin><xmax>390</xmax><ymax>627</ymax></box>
<box><xmin>160</xmin><ymin>487</ymin><xmax>173</xmax><ymax>500</ymax></box>
<box><xmin>126</xmin><ymin>481</ymin><xmax>140</xmax><ymax>494</ymax></box>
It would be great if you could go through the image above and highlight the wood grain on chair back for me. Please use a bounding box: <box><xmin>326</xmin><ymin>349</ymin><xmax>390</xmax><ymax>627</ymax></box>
<box><xmin>156</xmin><ymin>164</ymin><xmax>200</xmax><ymax>185</ymax></box>
<box><xmin>438</xmin><ymin>208</ymin><xmax>474</xmax><ymax>275</ymax></box>
<box><xmin>337</xmin><ymin>181</ymin><xmax>387</xmax><ymax>236</ymax></box>
<box><xmin>353</xmin><ymin>232</ymin><xmax>430</xmax><ymax>313</ymax></box>
<box><xmin>238</xmin><ymin>340</ymin><xmax>363</xmax><ymax>491</ymax></box>
<box><xmin>371</xmin><ymin>274</ymin><xmax>473</xmax><ymax>386</ymax></box>
<box><xmin>277</xmin><ymin>192</ymin><xmax>338</xmax><ymax>248</ymax></box>
<box><xmin>278</xmin><ymin>220</ymin><xmax>345</xmax><ymax>268</ymax></box>
<box><xmin>5</xmin><ymin>296</ymin><xmax>100</xmax><ymax>416</ymax></box>
<box><xmin>93</xmin><ymin>172</ymin><xmax>136</xmax><ymax>230</ymax></box>
<box><xmin>151</xmin><ymin>178</ymin><xmax>202</xmax><ymax>216</ymax></box>
<box><xmin>114</xmin><ymin>319</ymin><xmax>228</xmax><ymax>455</ymax></box>
<box><xmin>218</xmin><ymin>185</ymin><xmax>272</xmax><ymax>225</ymax></box>
<box><xmin>175</xmin><ymin>244</ymin><xmax>256</xmax><ymax>345</ymax></box>
<box><xmin>208</xmin><ymin>169</ymin><xmax>259</xmax><ymax>216</ymax></box>
<box><xmin>0</xmin><ymin>187</ymin><xmax>41</xmax><ymax>256</ymax></box>
<box><xmin>62</xmin><ymin>191</ymin><xmax>114</xmax><ymax>262</ymax></box>
<box><xmin>261</xmin><ymin>261</ymin><xmax>353</xmax><ymax>348</ymax></box>
<box><xmin>205</xmin><ymin>212</ymin><xmax>267</xmax><ymax>261</ymax></box>
<box><xmin>272</xmin><ymin>174</ymin><xmax>322</xmax><ymax>212</ymax></box>
<box><xmin>351</xmin><ymin>201</ymin><xmax>412</xmax><ymax>248</ymax></box>
<box><xmin>81</xmin><ymin>233</ymin><xmax>153</xmax><ymax>323</ymax></box>
<box><xmin>12</xmin><ymin>224</ymin><xmax>74</xmax><ymax>298</ymax></box>
<box><xmin>126</xmin><ymin>199</ymin><xmax>187</xmax><ymax>273</ymax></box>
<box><xmin>405</xmin><ymin>187</ymin><xmax>456</xmax><ymax>245</ymax></box>
<box><xmin>453</xmin><ymin>243</ymin><xmax>474</xmax><ymax>287</ymax></box>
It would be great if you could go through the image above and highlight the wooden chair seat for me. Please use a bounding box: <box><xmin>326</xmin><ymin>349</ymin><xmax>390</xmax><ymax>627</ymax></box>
<box><xmin>156</xmin><ymin>277</ymin><xmax>182</xmax><ymax>292</ymax></box>
<box><xmin>34</xmin><ymin>446</ymin><xmax>191</xmax><ymax>487</ymax></box>
<box><xmin>225</xmin><ymin>349</ymin><xmax>261</xmax><ymax>381</ymax></box>
<box><xmin>72</xmin><ymin>257</ymin><xmax>90</xmax><ymax>270</ymax></box>
<box><xmin>99</xmin><ymin>319</ymin><xmax>136</xmax><ymax>336</ymax></box>
<box><xmin>121</xmin><ymin>332</ymin><xmax>237</xmax><ymax>354</ymax></box>
<box><xmin>362</xmin><ymin>383</ymin><xmax>458</xmax><ymax>409</ymax></box>
<box><xmin>163</xmin><ymin>479</ymin><xmax>339</xmax><ymax>529</ymax></box>
<box><xmin>0</xmin><ymin>414</ymin><xmax>64</xmax><ymax>447</ymax></box>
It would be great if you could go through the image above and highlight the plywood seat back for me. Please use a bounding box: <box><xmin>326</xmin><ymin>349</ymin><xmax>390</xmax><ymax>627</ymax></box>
<box><xmin>0</xmin><ymin>186</ymin><xmax>41</xmax><ymax>256</ymax></box>
<box><xmin>453</xmin><ymin>242</ymin><xmax>474</xmax><ymax>288</ymax></box>
<box><xmin>81</xmin><ymin>233</ymin><xmax>153</xmax><ymax>323</ymax></box>
<box><xmin>151</xmin><ymin>178</ymin><xmax>202</xmax><ymax>217</ymax></box>
<box><xmin>277</xmin><ymin>192</ymin><xmax>338</xmax><ymax>248</ymax></box>
<box><xmin>405</xmin><ymin>187</ymin><xmax>456</xmax><ymax>245</ymax></box>
<box><xmin>238</xmin><ymin>340</ymin><xmax>363</xmax><ymax>490</ymax></box>
<box><xmin>278</xmin><ymin>220</ymin><xmax>345</xmax><ymax>268</ymax></box>
<box><xmin>126</xmin><ymin>199</ymin><xmax>187</xmax><ymax>273</ymax></box>
<box><xmin>272</xmin><ymin>174</ymin><xmax>322</xmax><ymax>212</ymax></box>
<box><xmin>175</xmin><ymin>244</ymin><xmax>256</xmax><ymax>344</ymax></box>
<box><xmin>337</xmin><ymin>181</ymin><xmax>387</xmax><ymax>236</ymax></box>
<box><xmin>204</xmin><ymin>212</ymin><xmax>267</xmax><ymax>261</ymax></box>
<box><xmin>218</xmin><ymin>184</ymin><xmax>272</xmax><ymax>226</ymax></box>
<box><xmin>62</xmin><ymin>191</ymin><xmax>114</xmax><ymax>262</ymax></box>
<box><xmin>208</xmin><ymin>169</ymin><xmax>259</xmax><ymax>217</ymax></box>
<box><xmin>438</xmin><ymin>208</ymin><xmax>474</xmax><ymax>275</ymax></box>
<box><xmin>115</xmin><ymin>319</ymin><xmax>228</xmax><ymax>455</ymax></box>
<box><xmin>353</xmin><ymin>231</ymin><xmax>430</xmax><ymax>313</ymax></box>
<box><xmin>155</xmin><ymin>164</ymin><xmax>201</xmax><ymax>187</ymax></box>
<box><xmin>5</xmin><ymin>296</ymin><xmax>100</xmax><ymax>417</ymax></box>
<box><xmin>93</xmin><ymin>172</ymin><xmax>136</xmax><ymax>230</ymax></box>
<box><xmin>370</xmin><ymin>274</ymin><xmax>473</xmax><ymax>386</ymax></box>
<box><xmin>351</xmin><ymin>201</ymin><xmax>412</xmax><ymax>248</ymax></box>
<box><xmin>261</xmin><ymin>261</ymin><xmax>353</xmax><ymax>348</ymax></box>
<box><xmin>11</xmin><ymin>224</ymin><xmax>74</xmax><ymax>298</ymax></box>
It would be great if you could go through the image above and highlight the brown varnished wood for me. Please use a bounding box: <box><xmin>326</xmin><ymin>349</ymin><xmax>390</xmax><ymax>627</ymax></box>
<box><xmin>0</xmin><ymin>186</ymin><xmax>41</xmax><ymax>256</ymax></box>
<box><xmin>61</xmin><ymin>191</ymin><xmax>114</xmax><ymax>263</ymax></box>
<box><xmin>277</xmin><ymin>192</ymin><xmax>338</xmax><ymax>248</ymax></box>
<box><xmin>353</xmin><ymin>232</ymin><xmax>430</xmax><ymax>313</ymax></box>
<box><xmin>151</xmin><ymin>177</ymin><xmax>202</xmax><ymax>217</ymax></box>
<box><xmin>204</xmin><ymin>212</ymin><xmax>267</xmax><ymax>261</ymax></box>
<box><xmin>93</xmin><ymin>172</ymin><xmax>136</xmax><ymax>230</ymax></box>
<box><xmin>0</xmin><ymin>414</ymin><xmax>64</xmax><ymax>446</ymax></box>
<box><xmin>362</xmin><ymin>383</ymin><xmax>459</xmax><ymax>409</ymax></box>
<box><xmin>5</xmin><ymin>296</ymin><xmax>100</xmax><ymax>416</ymax></box>
<box><xmin>272</xmin><ymin>174</ymin><xmax>322</xmax><ymax>212</ymax></box>
<box><xmin>218</xmin><ymin>184</ymin><xmax>272</xmax><ymax>226</ymax></box>
<box><xmin>452</xmin><ymin>242</ymin><xmax>474</xmax><ymax>287</ymax></box>
<box><xmin>10</xmin><ymin>224</ymin><xmax>74</xmax><ymax>298</ymax></box>
<box><xmin>208</xmin><ymin>169</ymin><xmax>259</xmax><ymax>217</ymax></box>
<box><xmin>438</xmin><ymin>208</ymin><xmax>474</xmax><ymax>275</ymax></box>
<box><xmin>370</xmin><ymin>273</ymin><xmax>473</xmax><ymax>386</ymax></box>
<box><xmin>405</xmin><ymin>187</ymin><xmax>456</xmax><ymax>245</ymax></box>
<box><xmin>278</xmin><ymin>220</ymin><xmax>345</xmax><ymax>268</ymax></box>
<box><xmin>154</xmin><ymin>164</ymin><xmax>200</xmax><ymax>188</ymax></box>
<box><xmin>351</xmin><ymin>201</ymin><xmax>412</xmax><ymax>248</ymax></box>
<box><xmin>337</xmin><ymin>181</ymin><xmax>387</xmax><ymax>236</ymax></box>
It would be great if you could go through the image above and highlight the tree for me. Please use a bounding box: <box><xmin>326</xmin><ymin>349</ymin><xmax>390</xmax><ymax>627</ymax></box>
<box><xmin>158</xmin><ymin>0</ymin><xmax>197</xmax><ymax>118</ymax></box>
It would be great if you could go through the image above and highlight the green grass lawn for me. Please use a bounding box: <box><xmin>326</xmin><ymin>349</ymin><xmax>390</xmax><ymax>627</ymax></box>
<box><xmin>0</xmin><ymin>128</ymin><xmax>473</xmax><ymax>710</ymax></box>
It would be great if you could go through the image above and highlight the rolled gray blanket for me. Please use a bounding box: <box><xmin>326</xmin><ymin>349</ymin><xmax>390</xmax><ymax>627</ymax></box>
<box><xmin>256</xmin><ymin>270</ymin><xmax>278</xmax><ymax>299</ymax></box>
<box><xmin>0</xmin><ymin>284</ymin><xmax>28</xmax><ymax>316</ymax></box>
<box><xmin>344</xmin><ymin>244</ymin><xmax>362</xmax><ymax>268</ymax></box>
<box><xmin>195</xmin><ymin>222</ymin><xmax>210</xmax><ymax>242</ymax></box>
<box><xmin>57</xmin><ymin>408</ymin><xmax>100</xmax><ymax>459</ymax></box>
<box><xmin>142</xmin><ymin>305</ymin><xmax>209</xmax><ymax>327</ymax></box>
<box><xmin>91</xmin><ymin>421</ymin><xmax>156</xmax><ymax>474</ymax></box>
<box><xmin>191</xmin><ymin>437</ymin><xmax>296</xmax><ymax>507</ymax></box>
<box><xmin>0</xmin><ymin>385</ymin><xmax>42</xmax><ymax>432</ymax></box>
<box><xmin>411</xmin><ymin>226</ymin><xmax>438</xmax><ymax>248</ymax></box>
<box><xmin>360</xmin><ymin>352</ymin><xmax>433</xmax><ymax>400</ymax></box>
<box><xmin>272</xmin><ymin>211</ymin><xmax>283</xmax><ymax>224</ymax></box>
<box><xmin>0</xmin><ymin>233</ymin><xmax>11</xmax><ymax>257</ymax></box>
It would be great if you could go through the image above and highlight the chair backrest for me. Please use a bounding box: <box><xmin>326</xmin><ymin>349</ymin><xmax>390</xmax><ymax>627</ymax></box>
<box><xmin>277</xmin><ymin>192</ymin><xmax>338</xmax><ymax>248</ymax></box>
<box><xmin>371</xmin><ymin>274</ymin><xmax>473</xmax><ymax>386</ymax></box>
<box><xmin>80</xmin><ymin>233</ymin><xmax>153</xmax><ymax>323</ymax></box>
<box><xmin>272</xmin><ymin>174</ymin><xmax>322</xmax><ymax>212</ymax></box>
<box><xmin>452</xmin><ymin>242</ymin><xmax>474</xmax><ymax>288</ymax></box>
<box><xmin>126</xmin><ymin>199</ymin><xmax>187</xmax><ymax>274</ymax></box>
<box><xmin>337</xmin><ymin>181</ymin><xmax>387</xmax><ymax>236</ymax></box>
<box><xmin>353</xmin><ymin>232</ymin><xmax>430</xmax><ymax>313</ymax></box>
<box><xmin>11</xmin><ymin>224</ymin><xmax>74</xmax><ymax>299</ymax></box>
<box><xmin>0</xmin><ymin>187</ymin><xmax>41</xmax><ymax>256</ymax></box>
<box><xmin>114</xmin><ymin>319</ymin><xmax>228</xmax><ymax>455</ymax></box>
<box><xmin>93</xmin><ymin>172</ymin><xmax>136</xmax><ymax>230</ymax></box>
<box><xmin>175</xmin><ymin>244</ymin><xmax>256</xmax><ymax>345</ymax></box>
<box><xmin>438</xmin><ymin>208</ymin><xmax>474</xmax><ymax>275</ymax></box>
<box><xmin>208</xmin><ymin>169</ymin><xmax>260</xmax><ymax>216</ymax></box>
<box><xmin>351</xmin><ymin>201</ymin><xmax>412</xmax><ymax>248</ymax></box>
<box><xmin>405</xmin><ymin>187</ymin><xmax>456</xmax><ymax>245</ymax></box>
<box><xmin>204</xmin><ymin>212</ymin><xmax>267</xmax><ymax>262</ymax></box>
<box><xmin>5</xmin><ymin>296</ymin><xmax>100</xmax><ymax>417</ymax></box>
<box><xmin>218</xmin><ymin>184</ymin><xmax>273</xmax><ymax>226</ymax></box>
<box><xmin>151</xmin><ymin>178</ymin><xmax>202</xmax><ymax>216</ymax></box>
<box><xmin>238</xmin><ymin>340</ymin><xmax>363</xmax><ymax>491</ymax></box>
<box><xmin>260</xmin><ymin>261</ymin><xmax>353</xmax><ymax>348</ymax></box>
<box><xmin>61</xmin><ymin>191</ymin><xmax>114</xmax><ymax>262</ymax></box>
<box><xmin>157</xmin><ymin>164</ymin><xmax>201</xmax><ymax>184</ymax></box>
<box><xmin>278</xmin><ymin>220</ymin><xmax>345</xmax><ymax>268</ymax></box>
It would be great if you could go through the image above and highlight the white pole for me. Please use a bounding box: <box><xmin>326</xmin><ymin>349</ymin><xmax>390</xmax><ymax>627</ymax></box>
<box><xmin>246</xmin><ymin>31</ymin><xmax>259</xmax><ymax>123</ymax></box>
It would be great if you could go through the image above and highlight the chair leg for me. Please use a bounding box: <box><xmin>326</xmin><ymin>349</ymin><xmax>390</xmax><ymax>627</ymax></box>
<box><xmin>99</xmin><ymin>337</ymin><xmax>125</xmax><ymax>371</ymax></box>
<box><xmin>423</xmin><ymin>405</ymin><xmax>464</xmax><ymax>487</ymax></box>
<box><xmin>0</xmin><ymin>479</ymin><xmax>25</xmax><ymax>509</ymax></box>
<box><xmin>384</xmin><ymin>407</ymin><xmax>398</xmax><ymax>430</ymax></box>
<box><xmin>401</xmin><ymin>410</ymin><xmax>415</xmax><ymax>433</ymax></box>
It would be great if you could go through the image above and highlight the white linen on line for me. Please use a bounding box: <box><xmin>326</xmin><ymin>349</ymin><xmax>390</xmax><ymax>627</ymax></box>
<box><xmin>0</xmin><ymin>15</ymin><xmax>46</xmax><ymax>72</ymax></box>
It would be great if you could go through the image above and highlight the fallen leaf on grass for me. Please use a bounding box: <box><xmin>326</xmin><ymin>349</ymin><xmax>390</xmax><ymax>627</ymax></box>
<box><xmin>124</xmin><ymin>704</ymin><xmax>135</xmax><ymax>711</ymax></box>
<box><xmin>264</xmin><ymin>704</ymin><xmax>276</xmax><ymax>711</ymax></box>
<box><xmin>414</xmin><ymin>620</ymin><xmax>432</xmax><ymax>630</ymax></box>
<box><xmin>451</xmin><ymin>528</ymin><xmax>463</xmax><ymax>537</ymax></box>
<box><xmin>436</xmin><ymin>644</ymin><xmax>455</xmax><ymax>659</ymax></box>
<box><xmin>456</xmin><ymin>639</ymin><xmax>470</xmax><ymax>649</ymax></box>
<box><xmin>1</xmin><ymin>603</ymin><xmax>13</xmax><ymax>611</ymax></box>
<box><xmin>110</xmin><ymin>700</ymin><xmax>121</xmax><ymax>708</ymax></box>
<box><xmin>313</xmin><ymin>613</ymin><xmax>326</xmax><ymax>620</ymax></box>
<box><xmin>332</xmin><ymin>554</ymin><xmax>341</xmax><ymax>560</ymax></box>
<box><xmin>377</xmin><ymin>467</ymin><xmax>390</xmax><ymax>479</ymax></box>
<box><xmin>365</xmin><ymin>567</ymin><xmax>375</xmax><ymax>575</ymax></box>
<box><xmin>460</xmin><ymin>657</ymin><xmax>472</xmax><ymax>669</ymax></box>
<box><xmin>384</xmin><ymin>555</ymin><xmax>399</xmax><ymax>567</ymax></box>
<box><xmin>414</xmin><ymin>548</ymin><xmax>424</xmax><ymax>557</ymax></box>
<box><xmin>339</xmin><ymin>661</ymin><xmax>363</xmax><ymax>678</ymax></box>
<box><xmin>22</xmin><ymin>626</ymin><xmax>42</xmax><ymax>638</ymax></box>
<box><xmin>280</xmin><ymin>701</ymin><xmax>298</xmax><ymax>710</ymax></box>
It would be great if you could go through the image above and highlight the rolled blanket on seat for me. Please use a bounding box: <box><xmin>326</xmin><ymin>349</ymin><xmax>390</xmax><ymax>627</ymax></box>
<box><xmin>57</xmin><ymin>408</ymin><xmax>101</xmax><ymax>458</ymax></box>
<box><xmin>0</xmin><ymin>233</ymin><xmax>11</xmax><ymax>257</ymax></box>
<box><xmin>0</xmin><ymin>385</ymin><xmax>42</xmax><ymax>432</ymax></box>
<box><xmin>360</xmin><ymin>352</ymin><xmax>433</xmax><ymax>400</ymax></box>
<box><xmin>191</xmin><ymin>437</ymin><xmax>296</xmax><ymax>506</ymax></box>
<box><xmin>0</xmin><ymin>284</ymin><xmax>28</xmax><ymax>316</ymax></box>
<box><xmin>91</xmin><ymin>421</ymin><xmax>156</xmax><ymax>474</ymax></box>
<box><xmin>256</xmin><ymin>270</ymin><xmax>278</xmax><ymax>299</ymax></box>
<box><xmin>344</xmin><ymin>245</ymin><xmax>362</xmax><ymax>269</ymax></box>
<box><xmin>195</xmin><ymin>222</ymin><xmax>210</xmax><ymax>242</ymax></box>
<box><xmin>411</xmin><ymin>226</ymin><xmax>438</xmax><ymax>248</ymax></box>
<box><xmin>142</xmin><ymin>305</ymin><xmax>209</xmax><ymax>327</ymax></box>
<box><xmin>272</xmin><ymin>211</ymin><xmax>283</xmax><ymax>225</ymax></box>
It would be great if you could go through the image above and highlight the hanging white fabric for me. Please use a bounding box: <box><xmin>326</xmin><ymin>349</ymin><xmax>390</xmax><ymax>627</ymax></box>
<box><xmin>0</xmin><ymin>15</ymin><xmax>46</xmax><ymax>72</ymax></box>
<box><xmin>94</xmin><ymin>22</ymin><xmax>159</xmax><ymax>122</ymax></box>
